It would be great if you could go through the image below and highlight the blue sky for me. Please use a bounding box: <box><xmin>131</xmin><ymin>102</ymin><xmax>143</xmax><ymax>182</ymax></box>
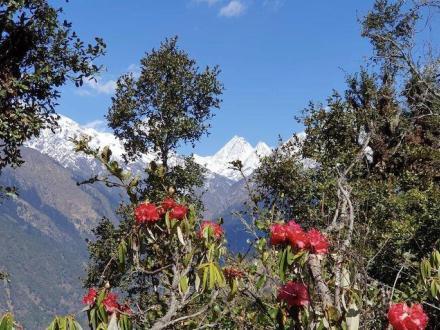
<box><xmin>57</xmin><ymin>0</ymin><xmax>375</xmax><ymax>155</ymax></box>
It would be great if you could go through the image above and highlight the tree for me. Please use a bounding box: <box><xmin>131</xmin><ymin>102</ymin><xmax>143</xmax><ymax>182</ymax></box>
<box><xmin>108</xmin><ymin>36</ymin><xmax>222</xmax><ymax>166</ymax></box>
<box><xmin>107</xmin><ymin>36</ymin><xmax>223</xmax><ymax>201</ymax></box>
<box><xmin>67</xmin><ymin>37</ymin><xmax>224</xmax><ymax>328</ymax></box>
<box><xmin>249</xmin><ymin>0</ymin><xmax>440</xmax><ymax>327</ymax></box>
<box><xmin>0</xmin><ymin>0</ymin><xmax>106</xmax><ymax>184</ymax></box>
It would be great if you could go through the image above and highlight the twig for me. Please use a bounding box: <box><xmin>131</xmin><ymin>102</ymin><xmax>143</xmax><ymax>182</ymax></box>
<box><xmin>390</xmin><ymin>265</ymin><xmax>405</xmax><ymax>305</ymax></box>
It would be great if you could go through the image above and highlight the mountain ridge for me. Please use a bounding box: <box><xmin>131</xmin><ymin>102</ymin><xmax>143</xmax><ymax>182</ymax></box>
<box><xmin>25</xmin><ymin>115</ymin><xmax>271</xmax><ymax>182</ymax></box>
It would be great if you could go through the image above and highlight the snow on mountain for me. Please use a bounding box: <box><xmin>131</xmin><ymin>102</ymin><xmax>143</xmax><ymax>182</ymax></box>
<box><xmin>25</xmin><ymin>116</ymin><xmax>271</xmax><ymax>181</ymax></box>
<box><xmin>26</xmin><ymin>115</ymin><xmax>155</xmax><ymax>175</ymax></box>
<box><xmin>194</xmin><ymin>136</ymin><xmax>272</xmax><ymax>181</ymax></box>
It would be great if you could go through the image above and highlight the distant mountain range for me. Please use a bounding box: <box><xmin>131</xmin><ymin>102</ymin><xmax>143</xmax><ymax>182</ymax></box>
<box><xmin>26</xmin><ymin>115</ymin><xmax>271</xmax><ymax>183</ymax></box>
<box><xmin>0</xmin><ymin>115</ymin><xmax>271</xmax><ymax>327</ymax></box>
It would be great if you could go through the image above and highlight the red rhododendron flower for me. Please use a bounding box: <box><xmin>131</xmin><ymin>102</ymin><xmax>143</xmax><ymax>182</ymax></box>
<box><xmin>388</xmin><ymin>303</ymin><xmax>428</xmax><ymax>330</ymax></box>
<box><xmin>82</xmin><ymin>288</ymin><xmax>97</xmax><ymax>305</ymax></box>
<box><xmin>199</xmin><ymin>221</ymin><xmax>224</xmax><ymax>239</ymax></box>
<box><xmin>277</xmin><ymin>281</ymin><xmax>310</xmax><ymax>307</ymax></box>
<box><xmin>134</xmin><ymin>203</ymin><xmax>160</xmax><ymax>224</ymax></box>
<box><xmin>270</xmin><ymin>223</ymin><xmax>288</xmax><ymax>245</ymax></box>
<box><xmin>307</xmin><ymin>228</ymin><xmax>329</xmax><ymax>254</ymax></box>
<box><xmin>103</xmin><ymin>292</ymin><xmax>119</xmax><ymax>313</ymax></box>
<box><xmin>170</xmin><ymin>204</ymin><xmax>188</xmax><ymax>220</ymax></box>
<box><xmin>120</xmin><ymin>304</ymin><xmax>133</xmax><ymax>316</ymax></box>
<box><xmin>161</xmin><ymin>197</ymin><xmax>176</xmax><ymax>211</ymax></box>
<box><xmin>286</xmin><ymin>220</ymin><xmax>308</xmax><ymax>250</ymax></box>
<box><xmin>223</xmin><ymin>267</ymin><xmax>245</xmax><ymax>279</ymax></box>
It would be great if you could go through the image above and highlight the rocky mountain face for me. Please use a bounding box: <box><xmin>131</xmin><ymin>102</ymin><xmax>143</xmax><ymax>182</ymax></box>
<box><xmin>0</xmin><ymin>115</ymin><xmax>271</xmax><ymax>327</ymax></box>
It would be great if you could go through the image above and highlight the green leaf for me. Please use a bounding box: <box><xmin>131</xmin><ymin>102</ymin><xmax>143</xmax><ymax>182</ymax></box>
<box><xmin>202</xmin><ymin>266</ymin><xmax>209</xmax><ymax>291</ymax></box>
<box><xmin>230</xmin><ymin>279</ymin><xmax>238</xmax><ymax>297</ymax></box>
<box><xmin>97</xmin><ymin>305</ymin><xmax>108</xmax><ymax>324</ymax></box>
<box><xmin>286</xmin><ymin>245</ymin><xmax>295</xmax><ymax>265</ymax></box>
<box><xmin>256</xmin><ymin>275</ymin><xmax>267</xmax><ymax>290</ymax></box>
<box><xmin>0</xmin><ymin>313</ymin><xmax>14</xmax><ymax>330</ymax></box>
<box><xmin>89</xmin><ymin>308</ymin><xmax>96</xmax><ymax>329</ymax></box>
<box><xmin>118</xmin><ymin>240</ymin><xmax>127</xmax><ymax>269</ymax></box>
<box><xmin>434</xmin><ymin>250</ymin><xmax>440</xmax><ymax>268</ymax></box>
<box><xmin>97</xmin><ymin>289</ymin><xmax>106</xmax><ymax>305</ymax></box>
<box><xmin>74</xmin><ymin>321</ymin><xmax>83</xmax><ymax>330</ymax></box>
<box><xmin>268</xmin><ymin>307</ymin><xmax>280</xmax><ymax>321</ymax></box>
<box><xmin>278</xmin><ymin>248</ymin><xmax>287</xmax><ymax>281</ymax></box>
<box><xmin>128</xmin><ymin>176</ymin><xmax>139</xmax><ymax>189</ymax></box>
<box><xmin>60</xmin><ymin>317</ymin><xmax>67</xmax><ymax>330</ymax></box>
<box><xmin>214</xmin><ymin>264</ymin><xmax>225</xmax><ymax>287</ymax></box>
<box><xmin>179</xmin><ymin>275</ymin><xmax>189</xmax><ymax>294</ymax></box>
<box><xmin>68</xmin><ymin>317</ymin><xmax>75</xmax><ymax>330</ymax></box>
<box><xmin>431</xmin><ymin>279</ymin><xmax>438</xmax><ymax>298</ymax></box>
<box><xmin>420</xmin><ymin>259</ymin><xmax>431</xmax><ymax>281</ymax></box>
<box><xmin>47</xmin><ymin>322</ymin><xmax>55</xmax><ymax>330</ymax></box>
<box><xmin>209</xmin><ymin>263</ymin><xmax>216</xmax><ymax>289</ymax></box>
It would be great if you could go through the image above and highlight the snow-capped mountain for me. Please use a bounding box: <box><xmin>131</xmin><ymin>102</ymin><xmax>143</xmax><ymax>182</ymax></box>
<box><xmin>25</xmin><ymin>116</ymin><xmax>155</xmax><ymax>175</ymax></box>
<box><xmin>194</xmin><ymin>136</ymin><xmax>271</xmax><ymax>181</ymax></box>
<box><xmin>26</xmin><ymin>115</ymin><xmax>271</xmax><ymax>182</ymax></box>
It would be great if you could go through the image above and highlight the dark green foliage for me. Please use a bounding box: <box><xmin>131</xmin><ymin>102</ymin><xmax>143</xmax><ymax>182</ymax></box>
<box><xmin>107</xmin><ymin>36</ymin><xmax>223</xmax><ymax>167</ymax></box>
<box><xmin>138</xmin><ymin>156</ymin><xmax>206</xmax><ymax>206</ymax></box>
<box><xmin>0</xmin><ymin>0</ymin><xmax>105</xmax><ymax>176</ymax></box>
<box><xmin>105</xmin><ymin>36</ymin><xmax>221</xmax><ymax>203</ymax></box>
<box><xmin>254</xmin><ymin>0</ymin><xmax>440</xmax><ymax>325</ymax></box>
<box><xmin>85</xmin><ymin>218</ymin><xmax>123</xmax><ymax>288</ymax></box>
<box><xmin>105</xmin><ymin>37</ymin><xmax>221</xmax><ymax>202</ymax></box>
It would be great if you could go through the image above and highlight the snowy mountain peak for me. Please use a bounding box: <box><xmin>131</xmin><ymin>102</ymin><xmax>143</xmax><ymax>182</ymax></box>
<box><xmin>194</xmin><ymin>136</ymin><xmax>272</xmax><ymax>181</ymax></box>
<box><xmin>255</xmin><ymin>141</ymin><xmax>271</xmax><ymax>155</ymax></box>
<box><xmin>26</xmin><ymin>115</ymin><xmax>271</xmax><ymax>182</ymax></box>
<box><xmin>26</xmin><ymin>115</ymin><xmax>154</xmax><ymax>175</ymax></box>
<box><xmin>213</xmin><ymin>135</ymin><xmax>254</xmax><ymax>162</ymax></box>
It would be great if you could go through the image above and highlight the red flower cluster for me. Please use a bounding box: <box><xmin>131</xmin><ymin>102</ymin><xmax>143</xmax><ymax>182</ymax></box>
<box><xmin>199</xmin><ymin>221</ymin><xmax>224</xmax><ymax>239</ymax></box>
<box><xmin>269</xmin><ymin>220</ymin><xmax>329</xmax><ymax>254</ymax></box>
<box><xmin>307</xmin><ymin>228</ymin><xmax>329</xmax><ymax>254</ymax></box>
<box><xmin>135</xmin><ymin>203</ymin><xmax>160</xmax><ymax>224</ymax></box>
<box><xmin>170</xmin><ymin>204</ymin><xmax>188</xmax><ymax>221</ymax></box>
<box><xmin>388</xmin><ymin>303</ymin><xmax>428</xmax><ymax>330</ymax></box>
<box><xmin>223</xmin><ymin>267</ymin><xmax>245</xmax><ymax>279</ymax></box>
<box><xmin>134</xmin><ymin>198</ymin><xmax>188</xmax><ymax>224</ymax></box>
<box><xmin>161</xmin><ymin>197</ymin><xmax>176</xmax><ymax>211</ymax></box>
<box><xmin>277</xmin><ymin>281</ymin><xmax>310</xmax><ymax>308</ymax></box>
<box><xmin>103</xmin><ymin>292</ymin><xmax>119</xmax><ymax>313</ymax></box>
<box><xmin>82</xmin><ymin>289</ymin><xmax>132</xmax><ymax>315</ymax></box>
<box><xmin>82</xmin><ymin>288</ymin><xmax>97</xmax><ymax>305</ymax></box>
